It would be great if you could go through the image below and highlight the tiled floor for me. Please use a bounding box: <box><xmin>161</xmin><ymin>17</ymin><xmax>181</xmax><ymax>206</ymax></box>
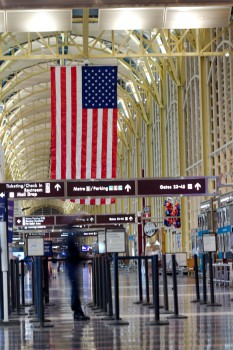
<box><xmin>2</xmin><ymin>264</ymin><xmax>233</xmax><ymax>349</ymax></box>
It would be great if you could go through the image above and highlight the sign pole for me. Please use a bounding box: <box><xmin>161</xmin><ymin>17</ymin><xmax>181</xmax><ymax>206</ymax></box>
<box><xmin>0</xmin><ymin>221</ymin><xmax>8</xmax><ymax>322</ymax></box>
<box><xmin>142</xmin><ymin>169</ymin><xmax>146</xmax><ymax>256</ymax></box>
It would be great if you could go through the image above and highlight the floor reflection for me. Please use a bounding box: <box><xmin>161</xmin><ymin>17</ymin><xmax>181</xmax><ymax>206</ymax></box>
<box><xmin>1</xmin><ymin>266</ymin><xmax>233</xmax><ymax>349</ymax></box>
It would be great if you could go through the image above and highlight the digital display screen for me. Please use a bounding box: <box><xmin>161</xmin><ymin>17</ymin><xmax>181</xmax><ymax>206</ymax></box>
<box><xmin>81</xmin><ymin>245</ymin><xmax>90</xmax><ymax>252</ymax></box>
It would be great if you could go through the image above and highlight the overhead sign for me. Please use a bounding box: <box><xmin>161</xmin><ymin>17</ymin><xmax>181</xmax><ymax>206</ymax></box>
<box><xmin>14</xmin><ymin>213</ymin><xmax>137</xmax><ymax>230</ymax></box>
<box><xmin>67</xmin><ymin>180</ymin><xmax>136</xmax><ymax>197</ymax></box>
<box><xmin>138</xmin><ymin>177</ymin><xmax>207</xmax><ymax>196</ymax></box>
<box><xmin>0</xmin><ymin>176</ymin><xmax>214</xmax><ymax>201</ymax></box>
<box><xmin>15</xmin><ymin>216</ymin><xmax>55</xmax><ymax>226</ymax></box>
<box><xmin>18</xmin><ymin>226</ymin><xmax>50</xmax><ymax>230</ymax></box>
<box><xmin>56</xmin><ymin>215</ymin><xmax>95</xmax><ymax>225</ymax></box>
<box><xmin>1</xmin><ymin>182</ymin><xmax>65</xmax><ymax>199</ymax></box>
<box><xmin>96</xmin><ymin>214</ymin><xmax>135</xmax><ymax>224</ymax></box>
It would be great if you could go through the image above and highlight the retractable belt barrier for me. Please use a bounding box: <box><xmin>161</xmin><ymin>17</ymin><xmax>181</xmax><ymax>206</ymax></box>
<box><xmin>8</xmin><ymin>259</ymin><xmax>28</xmax><ymax>318</ymax></box>
<box><xmin>8</xmin><ymin>256</ymin><xmax>62</xmax><ymax>326</ymax></box>
<box><xmin>29</xmin><ymin>257</ymin><xmax>54</xmax><ymax>328</ymax></box>
<box><xmin>192</xmin><ymin>253</ymin><xmax>221</xmax><ymax>307</ymax></box>
<box><xmin>88</xmin><ymin>253</ymin><xmax>191</xmax><ymax>326</ymax></box>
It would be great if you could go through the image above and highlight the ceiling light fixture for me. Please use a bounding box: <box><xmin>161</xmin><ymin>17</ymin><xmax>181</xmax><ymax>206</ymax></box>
<box><xmin>6</xmin><ymin>9</ymin><xmax>72</xmax><ymax>32</ymax></box>
<box><xmin>165</xmin><ymin>6</ymin><xmax>231</xmax><ymax>29</ymax></box>
<box><xmin>99</xmin><ymin>6</ymin><xmax>231</xmax><ymax>30</ymax></box>
<box><xmin>99</xmin><ymin>8</ymin><xmax>164</xmax><ymax>30</ymax></box>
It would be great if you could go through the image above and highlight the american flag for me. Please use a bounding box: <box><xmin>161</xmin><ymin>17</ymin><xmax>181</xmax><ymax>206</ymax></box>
<box><xmin>50</xmin><ymin>65</ymin><xmax>118</xmax><ymax>205</ymax></box>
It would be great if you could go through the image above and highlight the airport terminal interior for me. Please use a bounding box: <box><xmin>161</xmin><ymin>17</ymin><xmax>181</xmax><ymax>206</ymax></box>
<box><xmin>0</xmin><ymin>0</ymin><xmax>233</xmax><ymax>349</ymax></box>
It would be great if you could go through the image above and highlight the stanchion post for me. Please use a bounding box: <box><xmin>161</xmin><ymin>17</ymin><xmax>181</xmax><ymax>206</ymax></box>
<box><xmin>167</xmin><ymin>254</ymin><xmax>187</xmax><ymax>320</ymax></box>
<box><xmin>92</xmin><ymin>256</ymin><xmax>101</xmax><ymax>311</ymax></box>
<box><xmin>133</xmin><ymin>257</ymin><xmax>143</xmax><ymax>304</ymax></box>
<box><xmin>32</xmin><ymin>257</ymin><xmax>53</xmax><ymax>328</ymax></box>
<box><xmin>200</xmin><ymin>253</ymin><xmax>207</xmax><ymax>305</ymax></box>
<box><xmin>33</xmin><ymin>257</ymin><xmax>39</xmax><ymax>319</ymax></box>
<box><xmin>20</xmin><ymin>260</ymin><xmax>25</xmax><ymax>306</ymax></box>
<box><xmin>87</xmin><ymin>257</ymin><xmax>96</xmax><ymax>308</ymax></box>
<box><xmin>10</xmin><ymin>260</ymin><xmax>15</xmax><ymax>313</ymax></box>
<box><xmin>101</xmin><ymin>256</ymin><xmax>107</xmax><ymax>313</ymax></box>
<box><xmin>206</xmin><ymin>252</ymin><xmax>221</xmax><ymax>307</ymax></box>
<box><xmin>162</xmin><ymin>254</ymin><xmax>168</xmax><ymax>310</ymax></box>
<box><xmin>108</xmin><ymin>253</ymin><xmax>129</xmax><ymax>326</ymax></box>
<box><xmin>87</xmin><ymin>257</ymin><xmax>96</xmax><ymax>307</ymax></box>
<box><xmin>0</xmin><ymin>219</ymin><xmax>20</xmax><ymax>325</ymax></box>
<box><xmin>142</xmin><ymin>257</ymin><xmax>152</xmax><ymax>306</ymax></box>
<box><xmin>43</xmin><ymin>258</ymin><xmax>49</xmax><ymax>304</ymax></box>
<box><xmin>99</xmin><ymin>256</ymin><xmax>103</xmax><ymax>310</ymax></box>
<box><xmin>31</xmin><ymin>258</ymin><xmax>34</xmax><ymax>305</ymax></box>
<box><xmin>94</xmin><ymin>256</ymin><xmax>107</xmax><ymax>316</ymax></box>
<box><xmin>160</xmin><ymin>254</ymin><xmax>173</xmax><ymax>315</ymax></box>
<box><xmin>15</xmin><ymin>260</ymin><xmax>21</xmax><ymax>314</ymax></box>
<box><xmin>38</xmin><ymin>257</ymin><xmax>44</xmax><ymax>325</ymax></box>
<box><xmin>147</xmin><ymin>255</ymin><xmax>169</xmax><ymax>326</ymax></box>
<box><xmin>101</xmin><ymin>255</ymin><xmax>115</xmax><ymax>321</ymax></box>
<box><xmin>191</xmin><ymin>254</ymin><xmax>200</xmax><ymax>303</ymax></box>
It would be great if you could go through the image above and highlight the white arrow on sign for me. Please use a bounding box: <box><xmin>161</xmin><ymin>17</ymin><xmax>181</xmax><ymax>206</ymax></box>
<box><xmin>129</xmin><ymin>216</ymin><xmax>133</xmax><ymax>221</ymax></box>
<box><xmin>54</xmin><ymin>183</ymin><xmax>61</xmax><ymax>191</ymax></box>
<box><xmin>125</xmin><ymin>184</ymin><xmax>131</xmax><ymax>192</ymax></box>
<box><xmin>17</xmin><ymin>219</ymin><xmax>22</xmax><ymax>224</ymax></box>
<box><xmin>90</xmin><ymin>217</ymin><xmax>94</xmax><ymax>222</ymax></box>
<box><xmin>0</xmin><ymin>192</ymin><xmax>5</xmax><ymax>198</ymax></box>
<box><xmin>195</xmin><ymin>183</ymin><xmax>202</xmax><ymax>190</ymax></box>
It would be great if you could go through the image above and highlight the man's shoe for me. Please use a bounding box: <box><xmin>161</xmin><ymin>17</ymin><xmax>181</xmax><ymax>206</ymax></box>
<box><xmin>74</xmin><ymin>313</ymin><xmax>90</xmax><ymax>321</ymax></box>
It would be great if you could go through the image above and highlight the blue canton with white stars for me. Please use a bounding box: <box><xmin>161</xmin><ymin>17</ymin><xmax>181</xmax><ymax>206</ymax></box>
<box><xmin>82</xmin><ymin>66</ymin><xmax>117</xmax><ymax>109</ymax></box>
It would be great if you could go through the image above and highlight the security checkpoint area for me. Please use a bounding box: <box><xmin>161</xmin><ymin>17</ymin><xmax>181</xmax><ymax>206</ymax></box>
<box><xmin>0</xmin><ymin>2</ymin><xmax>233</xmax><ymax>348</ymax></box>
<box><xmin>1</xmin><ymin>176</ymin><xmax>233</xmax><ymax>348</ymax></box>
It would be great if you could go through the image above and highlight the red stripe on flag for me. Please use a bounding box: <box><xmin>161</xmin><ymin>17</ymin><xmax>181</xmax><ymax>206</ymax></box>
<box><xmin>112</xmin><ymin>108</ymin><xmax>118</xmax><ymax>177</ymax></box>
<box><xmin>60</xmin><ymin>67</ymin><xmax>67</xmax><ymax>179</ymax></box>
<box><xmin>71</xmin><ymin>67</ymin><xmax>77</xmax><ymax>179</ymax></box>
<box><xmin>91</xmin><ymin>109</ymin><xmax>98</xmax><ymax>178</ymax></box>
<box><xmin>101</xmin><ymin>109</ymin><xmax>108</xmax><ymax>178</ymax></box>
<box><xmin>81</xmin><ymin>109</ymin><xmax>87</xmax><ymax>178</ymax></box>
<box><xmin>50</xmin><ymin>67</ymin><xmax>57</xmax><ymax>179</ymax></box>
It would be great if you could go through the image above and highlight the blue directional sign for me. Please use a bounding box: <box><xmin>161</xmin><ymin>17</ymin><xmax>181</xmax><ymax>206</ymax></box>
<box><xmin>0</xmin><ymin>192</ymin><xmax>6</xmax><ymax>221</ymax></box>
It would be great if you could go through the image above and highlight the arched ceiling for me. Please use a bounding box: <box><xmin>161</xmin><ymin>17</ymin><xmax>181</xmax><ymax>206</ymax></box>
<box><xmin>0</xmin><ymin>8</ymin><xmax>232</xmax><ymax>214</ymax></box>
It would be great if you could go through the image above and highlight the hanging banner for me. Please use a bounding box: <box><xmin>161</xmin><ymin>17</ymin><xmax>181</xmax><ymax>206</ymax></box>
<box><xmin>0</xmin><ymin>193</ymin><xmax>6</xmax><ymax>222</ymax></box>
<box><xmin>7</xmin><ymin>200</ymin><xmax>14</xmax><ymax>243</ymax></box>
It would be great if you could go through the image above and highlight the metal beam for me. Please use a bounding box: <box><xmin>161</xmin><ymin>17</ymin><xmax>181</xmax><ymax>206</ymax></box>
<box><xmin>0</xmin><ymin>0</ymin><xmax>232</xmax><ymax>9</ymax></box>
